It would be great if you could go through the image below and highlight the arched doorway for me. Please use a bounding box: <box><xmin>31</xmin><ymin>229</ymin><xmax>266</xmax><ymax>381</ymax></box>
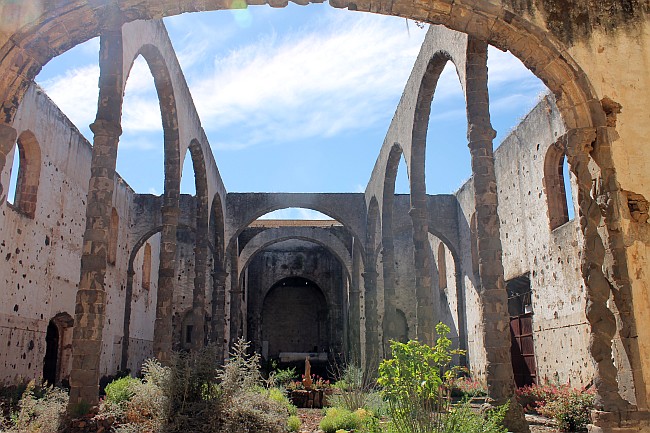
<box><xmin>42</xmin><ymin>313</ymin><xmax>74</xmax><ymax>386</ymax></box>
<box><xmin>261</xmin><ymin>277</ymin><xmax>330</xmax><ymax>359</ymax></box>
<box><xmin>43</xmin><ymin>321</ymin><xmax>59</xmax><ymax>385</ymax></box>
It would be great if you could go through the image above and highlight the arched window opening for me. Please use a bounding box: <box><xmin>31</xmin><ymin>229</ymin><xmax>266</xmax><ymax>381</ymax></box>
<box><xmin>108</xmin><ymin>207</ymin><xmax>119</xmax><ymax>265</ymax></box>
<box><xmin>424</xmin><ymin>62</ymin><xmax>469</xmax><ymax>194</ymax></box>
<box><xmin>180</xmin><ymin>148</ymin><xmax>196</xmax><ymax>195</ymax></box>
<box><xmin>544</xmin><ymin>142</ymin><xmax>575</xmax><ymax>230</ymax></box>
<box><xmin>394</xmin><ymin>155</ymin><xmax>410</xmax><ymax>195</ymax></box>
<box><xmin>437</xmin><ymin>243</ymin><xmax>447</xmax><ymax>289</ymax></box>
<box><xmin>6</xmin><ymin>131</ymin><xmax>41</xmax><ymax>218</ymax></box>
<box><xmin>117</xmin><ymin>55</ymin><xmax>165</xmax><ymax>194</ymax></box>
<box><xmin>142</xmin><ymin>243</ymin><xmax>152</xmax><ymax>290</ymax></box>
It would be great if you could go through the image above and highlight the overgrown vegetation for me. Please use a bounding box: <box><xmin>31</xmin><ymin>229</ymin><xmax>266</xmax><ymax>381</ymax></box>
<box><xmin>516</xmin><ymin>383</ymin><xmax>595</xmax><ymax>431</ymax></box>
<box><xmin>378</xmin><ymin>323</ymin><xmax>507</xmax><ymax>433</ymax></box>
<box><xmin>319</xmin><ymin>407</ymin><xmax>379</xmax><ymax>433</ymax></box>
<box><xmin>0</xmin><ymin>381</ymin><xmax>68</xmax><ymax>433</ymax></box>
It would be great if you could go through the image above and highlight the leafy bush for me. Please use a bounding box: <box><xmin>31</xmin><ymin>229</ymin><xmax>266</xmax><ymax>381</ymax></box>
<box><xmin>267</xmin><ymin>386</ymin><xmax>297</xmax><ymax>415</ymax></box>
<box><xmin>271</xmin><ymin>367</ymin><xmax>297</xmax><ymax>388</ymax></box>
<box><xmin>287</xmin><ymin>414</ymin><xmax>301</xmax><ymax>431</ymax></box>
<box><xmin>104</xmin><ymin>376</ymin><xmax>140</xmax><ymax>406</ymax></box>
<box><xmin>319</xmin><ymin>407</ymin><xmax>363</xmax><ymax>433</ymax></box>
<box><xmin>2</xmin><ymin>381</ymin><xmax>68</xmax><ymax>433</ymax></box>
<box><xmin>537</xmin><ymin>387</ymin><xmax>595</xmax><ymax>431</ymax></box>
<box><xmin>438</xmin><ymin>401</ymin><xmax>508</xmax><ymax>433</ymax></box>
<box><xmin>448</xmin><ymin>377</ymin><xmax>486</xmax><ymax>398</ymax></box>
<box><xmin>378</xmin><ymin>323</ymin><xmax>464</xmax><ymax>433</ymax></box>
<box><xmin>330</xmin><ymin>363</ymin><xmax>377</xmax><ymax>412</ymax></box>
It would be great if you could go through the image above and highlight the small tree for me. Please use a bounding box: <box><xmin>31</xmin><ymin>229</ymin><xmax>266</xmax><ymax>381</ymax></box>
<box><xmin>378</xmin><ymin>322</ymin><xmax>463</xmax><ymax>433</ymax></box>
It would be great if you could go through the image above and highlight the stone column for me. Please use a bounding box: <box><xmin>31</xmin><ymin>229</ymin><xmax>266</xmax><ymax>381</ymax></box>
<box><xmin>211</xmin><ymin>269</ymin><xmax>228</xmax><ymax>365</ymax></box>
<box><xmin>153</xmin><ymin>203</ymin><xmax>179</xmax><ymax>363</ymax></box>
<box><xmin>228</xmin><ymin>245</ymin><xmax>241</xmax><ymax>347</ymax></box>
<box><xmin>563</xmin><ymin>129</ymin><xmax>631</xmax><ymax>416</ymax></box>
<box><xmin>362</xmin><ymin>270</ymin><xmax>379</xmax><ymax>371</ymax></box>
<box><xmin>120</xmin><ymin>268</ymin><xmax>135</xmax><ymax>370</ymax></box>
<box><xmin>465</xmin><ymin>37</ymin><xmax>528</xmax><ymax>432</ymax></box>
<box><xmin>381</xmin><ymin>234</ymin><xmax>398</xmax><ymax>353</ymax></box>
<box><xmin>0</xmin><ymin>124</ymin><xmax>17</xmax><ymax>200</ymax></box>
<box><xmin>192</xmin><ymin>212</ymin><xmax>209</xmax><ymax>351</ymax></box>
<box><xmin>69</xmin><ymin>23</ymin><xmax>124</xmax><ymax>407</ymax></box>
<box><xmin>409</xmin><ymin>206</ymin><xmax>435</xmax><ymax>345</ymax></box>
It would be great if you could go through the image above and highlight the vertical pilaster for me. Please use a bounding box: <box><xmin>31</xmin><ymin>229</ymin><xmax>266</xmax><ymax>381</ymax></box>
<box><xmin>153</xmin><ymin>203</ymin><xmax>179</xmax><ymax>363</ymax></box>
<box><xmin>192</xmin><ymin>206</ymin><xmax>209</xmax><ymax>350</ymax></box>
<box><xmin>69</xmin><ymin>21</ymin><xmax>124</xmax><ymax>407</ymax></box>
<box><xmin>211</xmin><ymin>270</ymin><xmax>228</xmax><ymax>365</ymax></box>
<box><xmin>0</xmin><ymin>124</ymin><xmax>18</xmax><ymax>201</ymax></box>
<box><xmin>120</xmin><ymin>268</ymin><xmax>135</xmax><ymax>370</ymax></box>
<box><xmin>409</xmin><ymin>206</ymin><xmax>435</xmax><ymax>345</ymax></box>
<box><xmin>465</xmin><ymin>36</ymin><xmax>528</xmax><ymax>433</ymax></box>
<box><xmin>362</xmin><ymin>270</ymin><xmax>379</xmax><ymax>371</ymax></box>
<box><xmin>229</xmin><ymin>244</ymin><xmax>241</xmax><ymax>347</ymax></box>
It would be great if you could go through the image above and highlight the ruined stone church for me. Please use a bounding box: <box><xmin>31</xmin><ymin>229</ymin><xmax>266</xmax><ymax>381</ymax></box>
<box><xmin>0</xmin><ymin>1</ymin><xmax>648</xmax><ymax>432</ymax></box>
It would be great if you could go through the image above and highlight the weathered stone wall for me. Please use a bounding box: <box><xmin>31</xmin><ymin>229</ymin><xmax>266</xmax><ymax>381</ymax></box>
<box><xmin>0</xmin><ymin>85</ymin><xmax>147</xmax><ymax>383</ymax></box>
<box><xmin>243</xmin><ymin>238</ymin><xmax>346</xmax><ymax>358</ymax></box>
<box><xmin>456</xmin><ymin>95</ymin><xmax>594</xmax><ymax>386</ymax></box>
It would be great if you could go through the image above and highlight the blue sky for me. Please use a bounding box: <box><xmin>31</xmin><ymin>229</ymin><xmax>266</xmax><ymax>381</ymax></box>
<box><xmin>34</xmin><ymin>4</ymin><xmax>548</xmax><ymax>219</ymax></box>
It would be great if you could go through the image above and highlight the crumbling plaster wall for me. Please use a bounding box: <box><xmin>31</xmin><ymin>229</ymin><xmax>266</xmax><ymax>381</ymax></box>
<box><xmin>456</xmin><ymin>95</ymin><xmax>594</xmax><ymax>386</ymax></box>
<box><xmin>0</xmin><ymin>85</ymin><xmax>145</xmax><ymax>383</ymax></box>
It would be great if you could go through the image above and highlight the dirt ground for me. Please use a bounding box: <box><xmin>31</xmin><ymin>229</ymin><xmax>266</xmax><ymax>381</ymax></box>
<box><xmin>296</xmin><ymin>409</ymin><xmax>560</xmax><ymax>433</ymax></box>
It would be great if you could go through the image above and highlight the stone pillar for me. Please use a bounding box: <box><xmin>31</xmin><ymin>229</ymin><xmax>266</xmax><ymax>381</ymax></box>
<box><xmin>192</xmin><ymin>216</ymin><xmax>208</xmax><ymax>351</ymax></box>
<box><xmin>562</xmin><ymin>129</ymin><xmax>636</xmax><ymax>431</ymax></box>
<box><xmin>228</xmin><ymin>244</ymin><xmax>241</xmax><ymax>347</ymax></box>
<box><xmin>348</xmin><ymin>284</ymin><xmax>361</xmax><ymax>364</ymax></box>
<box><xmin>120</xmin><ymin>268</ymin><xmax>135</xmax><ymax>370</ymax></box>
<box><xmin>381</xmin><ymin>234</ymin><xmax>398</xmax><ymax>353</ymax></box>
<box><xmin>362</xmin><ymin>270</ymin><xmax>379</xmax><ymax>371</ymax></box>
<box><xmin>211</xmin><ymin>269</ymin><xmax>228</xmax><ymax>365</ymax></box>
<box><xmin>69</xmin><ymin>23</ymin><xmax>124</xmax><ymax>407</ymax></box>
<box><xmin>465</xmin><ymin>37</ymin><xmax>528</xmax><ymax>432</ymax></box>
<box><xmin>0</xmin><ymin>124</ymin><xmax>18</xmax><ymax>200</ymax></box>
<box><xmin>153</xmin><ymin>203</ymin><xmax>179</xmax><ymax>364</ymax></box>
<box><xmin>409</xmin><ymin>206</ymin><xmax>435</xmax><ymax>345</ymax></box>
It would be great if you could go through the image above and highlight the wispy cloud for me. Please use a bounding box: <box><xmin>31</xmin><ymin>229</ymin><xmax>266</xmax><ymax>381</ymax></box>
<box><xmin>189</xmin><ymin>12</ymin><xmax>427</xmax><ymax>150</ymax></box>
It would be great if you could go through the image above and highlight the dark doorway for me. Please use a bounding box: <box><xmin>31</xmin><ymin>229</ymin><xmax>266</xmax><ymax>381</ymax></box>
<box><xmin>506</xmin><ymin>274</ymin><xmax>537</xmax><ymax>388</ymax></box>
<box><xmin>43</xmin><ymin>320</ymin><xmax>59</xmax><ymax>385</ymax></box>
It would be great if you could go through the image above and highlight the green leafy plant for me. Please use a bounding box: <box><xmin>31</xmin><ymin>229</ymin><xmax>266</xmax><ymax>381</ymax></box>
<box><xmin>330</xmin><ymin>363</ymin><xmax>377</xmax><ymax>412</ymax></box>
<box><xmin>537</xmin><ymin>387</ymin><xmax>595</xmax><ymax>431</ymax></box>
<box><xmin>104</xmin><ymin>376</ymin><xmax>140</xmax><ymax>406</ymax></box>
<box><xmin>319</xmin><ymin>407</ymin><xmax>363</xmax><ymax>433</ymax></box>
<box><xmin>378</xmin><ymin>323</ymin><xmax>464</xmax><ymax>433</ymax></box>
<box><xmin>287</xmin><ymin>414</ymin><xmax>301</xmax><ymax>431</ymax></box>
<box><xmin>438</xmin><ymin>400</ymin><xmax>508</xmax><ymax>433</ymax></box>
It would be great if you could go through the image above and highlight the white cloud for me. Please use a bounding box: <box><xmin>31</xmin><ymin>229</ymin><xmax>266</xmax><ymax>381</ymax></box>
<box><xmin>40</xmin><ymin>64</ymin><xmax>99</xmax><ymax>135</ymax></box>
<box><xmin>190</xmin><ymin>13</ymin><xmax>427</xmax><ymax>150</ymax></box>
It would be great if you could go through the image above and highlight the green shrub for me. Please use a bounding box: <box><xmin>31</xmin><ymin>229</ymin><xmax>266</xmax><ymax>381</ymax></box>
<box><xmin>331</xmin><ymin>363</ymin><xmax>377</xmax><ymax>412</ymax></box>
<box><xmin>537</xmin><ymin>388</ymin><xmax>595</xmax><ymax>431</ymax></box>
<box><xmin>436</xmin><ymin>401</ymin><xmax>508</xmax><ymax>433</ymax></box>
<box><xmin>3</xmin><ymin>381</ymin><xmax>68</xmax><ymax>433</ymax></box>
<box><xmin>287</xmin><ymin>414</ymin><xmax>301</xmax><ymax>432</ymax></box>
<box><xmin>319</xmin><ymin>407</ymin><xmax>363</xmax><ymax>433</ymax></box>
<box><xmin>104</xmin><ymin>376</ymin><xmax>140</xmax><ymax>406</ymax></box>
<box><xmin>267</xmin><ymin>387</ymin><xmax>297</xmax><ymax>415</ymax></box>
<box><xmin>272</xmin><ymin>367</ymin><xmax>297</xmax><ymax>387</ymax></box>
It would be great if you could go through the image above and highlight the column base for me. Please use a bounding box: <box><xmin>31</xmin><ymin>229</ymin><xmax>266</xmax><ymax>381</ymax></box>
<box><xmin>589</xmin><ymin>409</ymin><xmax>650</xmax><ymax>433</ymax></box>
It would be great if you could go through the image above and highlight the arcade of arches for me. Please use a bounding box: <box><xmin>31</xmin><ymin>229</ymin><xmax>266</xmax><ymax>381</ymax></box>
<box><xmin>0</xmin><ymin>2</ymin><xmax>648</xmax><ymax>432</ymax></box>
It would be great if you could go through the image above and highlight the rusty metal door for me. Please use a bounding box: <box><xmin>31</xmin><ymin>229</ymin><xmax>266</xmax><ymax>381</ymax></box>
<box><xmin>510</xmin><ymin>314</ymin><xmax>537</xmax><ymax>388</ymax></box>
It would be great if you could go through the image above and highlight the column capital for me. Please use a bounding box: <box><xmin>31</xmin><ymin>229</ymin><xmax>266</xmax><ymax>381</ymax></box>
<box><xmin>90</xmin><ymin>119</ymin><xmax>122</xmax><ymax>138</ymax></box>
<box><xmin>211</xmin><ymin>270</ymin><xmax>229</xmax><ymax>281</ymax></box>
